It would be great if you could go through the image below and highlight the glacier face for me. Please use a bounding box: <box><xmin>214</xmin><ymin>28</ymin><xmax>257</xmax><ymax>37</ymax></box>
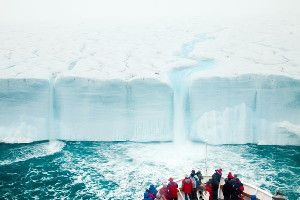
<box><xmin>188</xmin><ymin>75</ymin><xmax>300</xmax><ymax>145</ymax></box>
<box><xmin>0</xmin><ymin>75</ymin><xmax>299</xmax><ymax>145</ymax></box>
<box><xmin>53</xmin><ymin>77</ymin><xmax>173</xmax><ymax>141</ymax></box>
<box><xmin>0</xmin><ymin>79</ymin><xmax>50</xmax><ymax>143</ymax></box>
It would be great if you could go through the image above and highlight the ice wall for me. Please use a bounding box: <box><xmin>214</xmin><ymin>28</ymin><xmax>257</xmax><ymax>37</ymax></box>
<box><xmin>129</xmin><ymin>79</ymin><xmax>173</xmax><ymax>141</ymax></box>
<box><xmin>54</xmin><ymin>77</ymin><xmax>173</xmax><ymax>141</ymax></box>
<box><xmin>188</xmin><ymin>75</ymin><xmax>300</xmax><ymax>145</ymax></box>
<box><xmin>0</xmin><ymin>74</ymin><xmax>299</xmax><ymax>145</ymax></box>
<box><xmin>0</xmin><ymin>79</ymin><xmax>50</xmax><ymax>143</ymax></box>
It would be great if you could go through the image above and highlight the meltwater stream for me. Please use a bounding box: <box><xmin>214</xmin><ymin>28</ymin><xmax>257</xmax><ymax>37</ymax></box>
<box><xmin>169</xmin><ymin>62</ymin><xmax>213</xmax><ymax>143</ymax></box>
<box><xmin>169</xmin><ymin>33</ymin><xmax>215</xmax><ymax>142</ymax></box>
<box><xmin>0</xmin><ymin>141</ymin><xmax>299</xmax><ymax>200</ymax></box>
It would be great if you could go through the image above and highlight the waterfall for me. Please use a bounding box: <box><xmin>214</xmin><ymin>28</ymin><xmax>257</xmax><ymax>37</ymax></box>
<box><xmin>169</xmin><ymin>62</ymin><xmax>214</xmax><ymax>143</ymax></box>
<box><xmin>48</xmin><ymin>73</ymin><xmax>58</xmax><ymax>140</ymax></box>
<box><xmin>169</xmin><ymin>33</ymin><xmax>215</xmax><ymax>143</ymax></box>
<box><xmin>169</xmin><ymin>68</ymin><xmax>189</xmax><ymax>143</ymax></box>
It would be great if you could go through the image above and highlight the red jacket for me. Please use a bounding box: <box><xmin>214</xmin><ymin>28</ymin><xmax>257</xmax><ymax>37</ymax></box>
<box><xmin>239</xmin><ymin>185</ymin><xmax>244</xmax><ymax>200</ymax></box>
<box><xmin>205</xmin><ymin>183</ymin><xmax>213</xmax><ymax>200</ymax></box>
<box><xmin>167</xmin><ymin>181</ymin><xmax>178</xmax><ymax>198</ymax></box>
<box><xmin>159</xmin><ymin>187</ymin><xmax>169</xmax><ymax>200</ymax></box>
<box><xmin>239</xmin><ymin>185</ymin><xmax>244</xmax><ymax>192</ymax></box>
<box><xmin>182</xmin><ymin>178</ymin><xmax>193</xmax><ymax>194</ymax></box>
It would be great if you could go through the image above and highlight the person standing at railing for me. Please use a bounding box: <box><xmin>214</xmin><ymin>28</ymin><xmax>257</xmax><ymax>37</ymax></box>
<box><xmin>182</xmin><ymin>175</ymin><xmax>193</xmax><ymax>200</ymax></box>
<box><xmin>222</xmin><ymin>172</ymin><xmax>234</xmax><ymax>200</ymax></box>
<box><xmin>156</xmin><ymin>183</ymin><xmax>169</xmax><ymax>200</ymax></box>
<box><xmin>190</xmin><ymin>170</ymin><xmax>198</xmax><ymax>200</ymax></box>
<box><xmin>211</xmin><ymin>169</ymin><xmax>222</xmax><ymax>200</ymax></box>
<box><xmin>230</xmin><ymin>178</ymin><xmax>244</xmax><ymax>200</ymax></box>
<box><xmin>144</xmin><ymin>189</ymin><xmax>155</xmax><ymax>200</ymax></box>
<box><xmin>167</xmin><ymin>177</ymin><xmax>179</xmax><ymax>200</ymax></box>
<box><xmin>205</xmin><ymin>179</ymin><xmax>213</xmax><ymax>200</ymax></box>
<box><xmin>149</xmin><ymin>184</ymin><xmax>158</xmax><ymax>198</ymax></box>
<box><xmin>196</xmin><ymin>170</ymin><xmax>204</xmax><ymax>199</ymax></box>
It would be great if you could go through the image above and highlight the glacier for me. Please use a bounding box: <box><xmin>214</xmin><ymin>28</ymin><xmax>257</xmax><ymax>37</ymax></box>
<box><xmin>53</xmin><ymin>77</ymin><xmax>173</xmax><ymax>141</ymax></box>
<box><xmin>188</xmin><ymin>75</ymin><xmax>300</xmax><ymax>145</ymax></box>
<box><xmin>1</xmin><ymin>74</ymin><xmax>299</xmax><ymax>145</ymax></box>
<box><xmin>0</xmin><ymin>78</ymin><xmax>50</xmax><ymax>143</ymax></box>
<box><xmin>0</xmin><ymin>17</ymin><xmax>300</xmax><ymax>145</ymax></box>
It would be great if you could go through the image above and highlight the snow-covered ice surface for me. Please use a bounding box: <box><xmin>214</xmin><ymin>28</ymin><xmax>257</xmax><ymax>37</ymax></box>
<box><xmin>0</xmin><ymin>16</ymin><xmax>300</xmax><ymax>145</ymax></box>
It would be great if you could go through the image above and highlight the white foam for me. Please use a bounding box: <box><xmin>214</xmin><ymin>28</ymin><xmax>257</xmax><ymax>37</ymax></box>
<box><xmin>59</xmin><ymin>142</ymin><xmax>280</xmax><ymax>199</ymax></box>
<box><xmin>0</xmin><ymin>122</ymin><xmax>39</xmax><ymax>144</ymax></box>
<box><xmin>0</xmin><ymin>140</ymin><xmax>65</xmax><ymax>166</ymax></box>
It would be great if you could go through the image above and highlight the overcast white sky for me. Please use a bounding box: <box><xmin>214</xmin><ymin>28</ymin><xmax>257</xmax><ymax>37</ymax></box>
<box><xmin>0</xmin><ymin>0</ymin><xmax>299</xmax><ymax>23</ymax></box>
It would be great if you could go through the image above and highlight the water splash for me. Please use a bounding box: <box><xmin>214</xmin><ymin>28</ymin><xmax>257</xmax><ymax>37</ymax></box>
<box><xmin>0</xmin><ymin>142</ymin><xmax>298</xmax><ymax>199</ymax></box>
<box><xmin>0</xmin><ymin>140</ymin><xmax>65</xmax><ymax>166</ymax></box>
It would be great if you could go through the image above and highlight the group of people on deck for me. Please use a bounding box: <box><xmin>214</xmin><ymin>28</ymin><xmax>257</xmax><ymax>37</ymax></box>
<box><xmin>204</xmin><ymin>169</ymin><xmax>244</xmax><ymax>200</ymax></box>
<box><xmin>143</xmin><ymin>168</ymin><xmax>245</xmax><ymax>200</ymax></box>
<box><xmin>221</xmin><ymin>171</ymin><xmax>244</xmax><ymax>200</ymax></box>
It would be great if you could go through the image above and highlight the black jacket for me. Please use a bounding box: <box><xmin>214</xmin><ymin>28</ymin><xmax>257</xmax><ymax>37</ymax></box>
<box><xmin>211</xmin><ymin>172</ymin><xmax>221</xmax><ymax>187</ymax></box>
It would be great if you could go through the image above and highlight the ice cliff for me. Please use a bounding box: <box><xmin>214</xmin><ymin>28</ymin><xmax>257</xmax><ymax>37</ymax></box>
<box><xmin>188</xmin><ymin>75</ymin><xmax>300</xmax><ymax>145</ymax></box>
<box><xmin>0</xmin><ymin>17</ymin><xmax>300</xmax><ymax>145</ymax></box>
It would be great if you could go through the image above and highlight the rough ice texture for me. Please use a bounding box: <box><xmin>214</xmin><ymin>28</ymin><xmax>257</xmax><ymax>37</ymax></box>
<box><xmin>0</xmin><ymin>79</ymin><xmax>50</xmax><ymax>143</ymax></box>
<box><xmin>0</xmin><ymin>16</ymin><xmax>300</xmax><ymax>145</ymax></box>
<box><xmin>1</xmin><ymin>17</ymin><xmax>299</xmax><ymax>81</ymax></box>
<box><xmin>54</xmin><ymin>77</ymin><xmax>173</xmax><ymax>141</ymax></box>
<box><xmin>188</xmin><ymin>75</ymin><xmax>300</xmax><ymax>145</ymax></box>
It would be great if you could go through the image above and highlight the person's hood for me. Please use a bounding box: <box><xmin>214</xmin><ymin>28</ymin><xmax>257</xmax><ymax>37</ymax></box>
<box><xmin>184</xmin><ymin>178</ymin><xmax>191</xmax><ymax>183</ymax></box>
<box><xmin>216</xmin><ymin>168</ymin><xmax>222</xmax><ymax>174</ymax></box>
<box><xmin>149</xmin><ymin>184</ymin><xmax>155</xmax><ymax>189</ymax></box>
<box><xmin>227</xmin><ymin>172</ymin><xmax>234</xmax><ymax>179</ymax></box>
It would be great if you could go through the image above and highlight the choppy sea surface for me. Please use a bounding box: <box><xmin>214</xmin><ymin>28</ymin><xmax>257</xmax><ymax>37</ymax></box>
<box><xmin>0</xmin><ymin>141</ymin><xmax>299</xmax><ymax>199</ymax></box>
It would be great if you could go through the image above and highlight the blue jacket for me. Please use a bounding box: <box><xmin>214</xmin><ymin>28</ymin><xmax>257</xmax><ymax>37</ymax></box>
<box><xmin>143</xmin><ymin>191</ymin><xmax>153</xmax><ymax>200</ymax></box>
<box><xmin>149</xmin><ymin>184</ymin><xmax>158</xmax><ymax>196</ymax></box>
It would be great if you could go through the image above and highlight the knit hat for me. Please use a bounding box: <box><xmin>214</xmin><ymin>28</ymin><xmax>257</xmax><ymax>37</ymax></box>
<box><xmin>216</xmin><ymin>168</ymin><xmax>222</xmax><ymax>174</ymax></box>
<box><xmin>227</xmin><ymin>172</ymin><xmax>234</xmax><ymax>179</ymax></box>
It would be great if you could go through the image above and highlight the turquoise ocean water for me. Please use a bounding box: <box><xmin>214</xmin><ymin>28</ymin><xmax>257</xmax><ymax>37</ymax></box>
<box><xmin>0</xmin><ymin>141</ymin><xmax>299</xmax><ymax>199</ymax></box>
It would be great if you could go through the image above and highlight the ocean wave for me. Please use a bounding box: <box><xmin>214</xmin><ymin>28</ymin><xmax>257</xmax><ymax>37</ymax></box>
<box><xmin>0</xmin><ymin>140</ymin><xmax>65</xmax><ymax>166</ymax></box>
